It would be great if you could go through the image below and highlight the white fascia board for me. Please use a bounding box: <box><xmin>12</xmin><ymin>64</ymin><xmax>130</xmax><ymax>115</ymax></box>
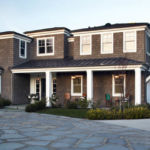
<box><xmin>14</xmin><ymin>34</ymin><xmax>32</xmax><ymax>43</ymax></box>
<box><xmin>0</xmin><ymin>34</ymin><xmax>32</xmax><ymax>42</ymax></box>
<box><xmin>72</xmin><ymin>26</ymin><xmax>146</xmax><ymax>36</ymax></box>
<box><xmin>68</xmin><ymin>38</ymin><xmax>74</xmax><ymax>42</ymax></box>
<box><xmin>11</xmin><ymin>65</ymin><xmax>143</xmax><ymax>74</ymax></box>
<box><xmin>25</xmin><ymin>30</ymin><xmax>70</xmax><ymax>37</ymax></box>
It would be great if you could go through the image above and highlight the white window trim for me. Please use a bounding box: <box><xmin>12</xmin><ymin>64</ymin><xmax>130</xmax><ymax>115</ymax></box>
<box><xmin>19</xmin><ymin>39</ymin><xmax>27</xmax><ymax>59</ymax></box>
<box><xmin>80</xmin><ymin>35</ymin><xmax>92</xmax><ymax>55</ymax></box>
<box><xmin>112</xmin><ymin>74</ymin><xmax>126</xmax><ymax>97</ymax></box>
<box><xmin>51</xmin><ymin>77</ymin><xmax>56</xmax><ymax>95</ymax></box>
<box><xmin>101</xmin><ymin>33</ymin><xmax>113</xmax><ymax>54</ymax></box>
<box><xmin>71</xmin><ymin>75</ymin><xmax>83</xmax><ymax>96</ymax></box>
<box><xmin>37</xmin><ymin>37</ymin><xmax>55</xmax><ymax>56</ymax></box>
<box><xmin>123</xmin><ymin>31</ymin><xmax>137</xmax><ymax>53</ymax></box>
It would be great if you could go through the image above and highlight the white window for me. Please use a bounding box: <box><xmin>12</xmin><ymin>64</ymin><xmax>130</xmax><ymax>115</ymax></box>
<box><xmin>36</xmin><ymin>79</ymin><xmax>40</xmax><ymax>97</ymax></box>
<box><xmin>19</xmin><ymin>40</ymin><xmax>27</xmax><ymax>59</ymax></box>
<box><xmin>0</xmin><ymin>75</ymin><xmax>1</xmax><ymax>95</ymax></box>
<box><xmin>101</xmin><ymin>33</ymin><xmax>113</xmax><ymax>54</ymax></box>
<box><xmin>112</xmin><ymin>74</ymin><xmax>126</xmax><ymax>97</ymax></box>
<box><xmin>52</xmin><ymin>78</ymin><xmax>57</xmax><ymax>95</ymax></box>
<box><xmin>37</xmin><ymin>37</ymin><xmax>54</xmax><ymax>56</ymax></box>
<box><xmin>71</xmin><ymin>76</ymin><xmax>83</xmax><ymax>96</ymax></box>
<box><xmin>80</xmin><ymin>35</ymin><xmax>91</xmax><ymax>55</ymax></box>
<box><xmin>123</xmin><ymin>31</ymin><xmax>136</xmax><ymax>52</ymax></box>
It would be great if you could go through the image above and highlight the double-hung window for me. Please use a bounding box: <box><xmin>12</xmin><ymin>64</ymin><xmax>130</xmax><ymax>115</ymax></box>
<box><xmin>112</xmin><ymin>75</ymin><xmax>126</xmax><ymax>97</ymax></box>
<box><xmin>123</xmin><ymin>31</ymin><xmax>136</xmax><ymax>52</ymax></box>
<box><xmin>80</xmin><ymin>35</ymin><xmax>91</xmax><ymax>55</ymax></box>
<box><xmin>37</xmin><ymin>37</ymin><xmax>54</xmax><ymax>56</ymax></box>
<box><xmin>71</xmin><ymin>76</ymin><xmax>83</xmax><ymax>96</ymax></box>
<box><xmin>19</xmin><ymin>40</ymin><xmax>27</xmax><ymax>59</ymax></box>
<box><xmin>101</xmin><ymin>33</ymin><xmax>113</xmax><ymax>54</ymax></box>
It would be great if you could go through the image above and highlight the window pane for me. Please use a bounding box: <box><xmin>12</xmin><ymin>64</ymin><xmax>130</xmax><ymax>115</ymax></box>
<box><xmin>102</xmin><ymin>43</ymin><xmax>113</xmax><ymax>52</ymax></box>
<box><xmin>47</xmin><ymin>46</ymin><xmax>53</xmax><ymax>53</ymax></box>
<box><xmin>102</xmin><ymin>33</ymin><xmax>113</xmax><ymax>53</ymax></box>
<box><xmin>81</xmin><ymin>35</ymin><xmax>91</xmax><ymax>54</ymax></box>
<box><xmin>115</xmin><ymin>85</ymin><xmax>123</xmax><ymax>93</ymax></box>
<box><xmin>125</xmin><ymin>32</ymin><xmax>135</xmax><ymax>41</ymax></box>
<box><xmin>82</xmin><ymin>44</ymin><xmax>90</xmax><ymax>54</ymax></box>
<box><xmin>73</xmin><ymin>77</ymin><xmax>81</xmax><ymax>84</ymax></box>
<box><xmin>39</xmin><ymin>40</ymin><xmax>45</xmax><ymax>46</ymax></box>
<box><xmin>39</xmin><ymin>47</ymin><xmax>45</xmax><ymax>53</ymax></box>
<box><xmin>114</xmin><ymin>76</ymin><xmax>124</xmax><ymax>94</ymax></box>
<box><xmin>125</xmin><ymin>41</ymin><xmax>135</xmax><ymax>51</ymax></box>
<box><xmin>74</xmin><ymin>85</ymin><xmax>81</xmax><ymax>93</ymax></box>
<box><xmin>21</xmin><ymin>48</ymin><xmax>25</xmax><ymax>56</ymax></box>
<box><xmin>73</xmin><ymin>77</ymin><xmax>81</xmax><ymax>93</ymax></box>
<box><xmin>47</xmin><ymin>39</ymin><xmax>53</xmax><ymax>46</ymax></box>
<box><xmin>21</xmin><ymin>41</ymin><xmax>25</xmax><ymax>48</ymax></box>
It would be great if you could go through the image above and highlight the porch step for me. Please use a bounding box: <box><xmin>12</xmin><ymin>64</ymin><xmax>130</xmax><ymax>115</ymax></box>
<box><xmin>5</xmin><ymin>105</ymin><xmax>26</xmax><ymax>111</ymax></box>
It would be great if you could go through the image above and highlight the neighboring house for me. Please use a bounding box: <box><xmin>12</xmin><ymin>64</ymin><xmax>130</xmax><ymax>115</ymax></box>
<box><xmin>0</xmin><ymin>23</ymin><xmax>150</xmax><ymax>107</ymax></box>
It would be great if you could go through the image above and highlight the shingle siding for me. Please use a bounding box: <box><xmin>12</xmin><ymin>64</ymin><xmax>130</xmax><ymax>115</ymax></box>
<box><xmin>0</xmin><ymin>38</ymin><xmax>14</xmax><ymax>101</ymax></box>
<box><xmin>30</xmin><ymin>34</ymin><xmax>67</xmax><ymax>60</ymax></box>
<box><xmin>56</xmin><ymin>71</ymin><xmax>146</xmax><ymax>106</ymax></box>
<box><xmin>73</xmin><ymin>31</ymin><xmax>146</xmax><ymax>62</ymax></box>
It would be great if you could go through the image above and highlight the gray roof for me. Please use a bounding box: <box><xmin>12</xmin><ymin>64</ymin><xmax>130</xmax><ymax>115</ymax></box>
<box><xmin>12</xmin><ymin>57</ymin><xmax>144</xmax><ymax>70</ymax></box>
<box><xmin>72</xmin><ymin>23</ymin><xmax>149</xmax><ymax>33</ymax></box>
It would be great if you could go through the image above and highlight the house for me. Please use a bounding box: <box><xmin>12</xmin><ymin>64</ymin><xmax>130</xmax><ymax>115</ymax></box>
<box><xmin>0</xmin><ymin>23</ymin><xmax>150</xmax><ymax>107</ymax></box>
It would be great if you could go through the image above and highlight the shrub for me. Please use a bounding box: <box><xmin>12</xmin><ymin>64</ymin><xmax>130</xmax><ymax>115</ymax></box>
<box><xmin>65</xmin><ymin>101</ymin><xmax>78</xmax><ymax>109</ymax></box>
<box><xmin>0</xmin><ymin>100</ymin><xmax>4</xmax><ymax>108</ymax></box>
<box><xmin>77</xmin><ymin>98</ymin><xmax>89</xmax><ymax>108</ymax></box>
<box><xmin>50</xmin><ymin>94</ymin><xmax>60</xmax><ymax>108</ymax></box>
<box><xmin>25</xmin><ymin>100</ymin><xmax>46</xmax><ymax>112</ymax></box>
<box><xmin>87</xmin><ymin>106</ymin><xmax>150</xmax><ymax>120</ymax></box>
<box><xmin>2</xmin><ymin>99</ymin><xmax>11</xmax><ymax>106</ymax></box>
<box><xmin>0</xmin><ymin>96</ymin><xmax>11</xmax><ymax>108</ymax></box>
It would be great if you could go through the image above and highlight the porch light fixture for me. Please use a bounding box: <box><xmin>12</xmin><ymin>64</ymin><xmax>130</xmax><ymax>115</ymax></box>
<box><xmin>71</xmin><ymin>76</ymin><xmax>76</xmax><ymax>79</ymax></box>
<box><xmin>114</xmin><ymin>75</ymin><xmax>120</xmax><ymax>79</ymax></box>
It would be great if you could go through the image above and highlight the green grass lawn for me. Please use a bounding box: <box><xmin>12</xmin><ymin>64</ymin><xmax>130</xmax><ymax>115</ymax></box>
<box><xmin>38</xmin><ymin>108</ymin><xmax>88</xmax><ymax>118</ymax></box>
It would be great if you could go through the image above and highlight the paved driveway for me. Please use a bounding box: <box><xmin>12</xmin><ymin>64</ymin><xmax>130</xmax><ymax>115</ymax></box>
<box><xmin>0</xmin><ymin>109</ymin><xmax>150</xmax><ymax>150</ymax></box>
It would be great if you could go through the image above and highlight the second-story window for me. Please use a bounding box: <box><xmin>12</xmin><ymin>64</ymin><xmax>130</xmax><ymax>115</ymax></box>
<box><xmin>37</xmin><ymin>37</ymin><xmax>54</xmax><ymax>56</ymax></box>
<box><xmin>101</xmin><ymin>33</ymin><xmax>113</xmax><ymax>54</ymax></box>
<box><xmin>19</xmin><ymin>40</ymin><xmax>27</xmax><ymax>59</ymax></box>
<box><xmin>80</xmin><ymin>35</ymin><xmax>91</xmax><ymax>55</ymax></box>
<box><xmin>123</xmin><ymin>31</ymin><xmax>136</xmax><ymax>52</ymax></box>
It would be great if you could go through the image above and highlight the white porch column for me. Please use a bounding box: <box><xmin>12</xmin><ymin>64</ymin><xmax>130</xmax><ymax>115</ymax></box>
<box><xmin>86</xmin><ymin>69</ymin><xmax>93</xmax><ymax>108</ymax></box>
<box><xmin>46</xmin><ymin>71</ymin><xmax>52</xmax><ymax>107</ymax></box>
<box><xmin>135</xmin><ymin>68</ymin><xmax>142</xmax><ymax>105</ymax></box>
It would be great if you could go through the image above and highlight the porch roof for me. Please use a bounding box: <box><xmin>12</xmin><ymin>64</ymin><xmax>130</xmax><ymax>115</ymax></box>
<box><xmin>12</xmin><ymin>57</ymin><xmax>145</xmax><ymax>70</ymax></box>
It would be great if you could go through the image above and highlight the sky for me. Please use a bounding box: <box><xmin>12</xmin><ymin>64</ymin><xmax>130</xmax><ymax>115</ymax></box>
<box><xmin>0</xmin><ymin>0</ymin><xmax>150</xmax><ymax>33</ymax></box>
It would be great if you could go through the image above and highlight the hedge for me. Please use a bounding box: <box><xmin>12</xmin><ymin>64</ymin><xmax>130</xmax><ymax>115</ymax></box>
<box><xmin>0</xmin><ymin>96</ymin><xmax>11</xmax><ymax>108</ymax></box>
<box><xmin>87</xmin><ymin>107</ymin><xmax>150</xmax><ymax>120</ymax></box>
<box><xmin>25</xmin><ymin>100</ymin><xmax>46</xmax><ymax>112</ymax></box>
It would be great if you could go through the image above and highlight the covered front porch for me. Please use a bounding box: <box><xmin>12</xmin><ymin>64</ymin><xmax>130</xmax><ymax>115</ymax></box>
<box><xmin>12</xmin><ymin>65</ymin><xmax>145</xmax><ymax>107</ymax></box>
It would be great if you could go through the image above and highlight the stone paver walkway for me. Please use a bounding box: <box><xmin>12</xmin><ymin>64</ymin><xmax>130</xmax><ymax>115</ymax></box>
<box><xmin>0</xmin><ymin>109</ymin><xmax>150</xmax><ymax>150</ymax></box>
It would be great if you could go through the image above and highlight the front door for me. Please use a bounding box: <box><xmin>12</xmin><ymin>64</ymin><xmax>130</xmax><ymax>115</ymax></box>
<box><xmin>41</xmin><ymin>78</ymin><xmax>46</xmax><ymax>99</ymax></box>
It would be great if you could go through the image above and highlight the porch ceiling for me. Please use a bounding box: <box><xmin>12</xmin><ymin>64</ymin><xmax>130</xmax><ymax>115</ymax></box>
<box><xmin>12</xmin><ymin>57</ymin><xmax>144</xmax><ymax>70</ymax></box>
